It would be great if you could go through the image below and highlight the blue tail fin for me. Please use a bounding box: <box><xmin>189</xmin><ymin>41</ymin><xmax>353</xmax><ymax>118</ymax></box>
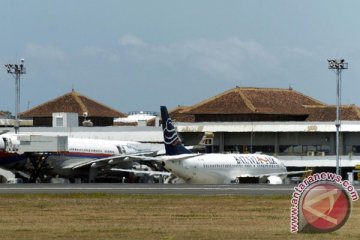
<box><xmin>160</xmin><ymin>106</ymin><xmax>192</xmax><ymax>155</ymax></box>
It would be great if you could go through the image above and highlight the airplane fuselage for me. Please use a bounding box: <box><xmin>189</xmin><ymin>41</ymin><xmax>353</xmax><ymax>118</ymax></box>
<box><xmin>46</xmin><ymin>138</ymin><xmax>142</xmax><ymax>178</ymax></box>
<box><xmin>162</xmin><ymin>153</ymin><xmax>287</xmax><ymax>184</ymax></box>
<box><xmin>0</xmin><ymin>135</ymin><xmax>145</xmax><ymax>179</ymax></box>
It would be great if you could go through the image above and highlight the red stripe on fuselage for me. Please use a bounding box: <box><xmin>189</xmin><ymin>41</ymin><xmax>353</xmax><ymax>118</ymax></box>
<box><xmin>0</xmin><ymin>151</ymin><xmax>19</xmax><ymax>157</ymax></box>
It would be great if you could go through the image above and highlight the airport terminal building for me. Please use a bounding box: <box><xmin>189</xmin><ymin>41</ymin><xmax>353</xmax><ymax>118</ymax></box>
<box><xmin>170</xmin><ymin>87</ymin><xmax>360</xmax><ymax>176</ymax></box>
<box><xmin>5</xmin><ymin>87</ymin><xmax>360</xmax><ymax>178</ymax></box>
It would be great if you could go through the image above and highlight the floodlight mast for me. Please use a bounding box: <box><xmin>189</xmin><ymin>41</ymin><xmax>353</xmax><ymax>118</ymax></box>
<box><xmin>327</xmin><ymin>59</ymin><xmax>348</xmax><ymax>176</ymax></box>
<box><xmin>4</xmin><ymin>59</ymin><xmax>26</xmax><ymax>133</ymax></box>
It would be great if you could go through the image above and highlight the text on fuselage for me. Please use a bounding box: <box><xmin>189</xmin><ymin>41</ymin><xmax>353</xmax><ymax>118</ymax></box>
<box><xmin>234</xmin><ymin>155</ymin><xmax>277</xmax><ymax>165</ymax></box>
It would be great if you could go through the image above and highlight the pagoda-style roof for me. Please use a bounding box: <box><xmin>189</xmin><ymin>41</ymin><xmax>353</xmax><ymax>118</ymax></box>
<box><xmin>184</xmin><ymin>87</ymin><xmax>325</xmax><ymax>116</ymax></box>
<box><xmin>20</xmin><ymin>90</ymin><xmax>126</xmax><ymax>118</ymax></box>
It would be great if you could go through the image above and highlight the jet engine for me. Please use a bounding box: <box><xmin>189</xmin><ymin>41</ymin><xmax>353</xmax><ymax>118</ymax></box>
<box><xmin>267</xmin><ymin>175</ymin><xmax>283</xmax><ymax>184</ymax></box>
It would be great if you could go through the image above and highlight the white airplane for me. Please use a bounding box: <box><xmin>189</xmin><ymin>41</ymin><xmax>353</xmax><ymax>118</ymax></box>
<box><xmin>45</xmin><ymin>138</ymin><xmax>155</xmax><ymax>182</ymax></box>
<box><xmin>0</xmin><ymin>133</ymin><xmax>155</xmax><ymax>182</ymax></box>
<box><xmin>116</xmin><ymin>106</ymin><xmax>308</xmax><ymax>184</ymax></box>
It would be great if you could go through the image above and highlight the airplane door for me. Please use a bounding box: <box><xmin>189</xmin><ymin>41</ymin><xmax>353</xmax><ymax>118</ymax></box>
<box><xmin>192</xmin><ymin>162</ymin><xmax>198</xmax><ymax>176</ymax></box>
<box><xmin>192</xmin><ymin>165</ymin><xmax>197</xmax><ymax>176</ymax></box>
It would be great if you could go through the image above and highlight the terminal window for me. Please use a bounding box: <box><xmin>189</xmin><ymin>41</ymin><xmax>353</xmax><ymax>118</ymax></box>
<box><xmin>346</xmin><ymin>145</ymin><xmax>360</xmax><ymax>155</ymax></box>
<box><xmin>56</xmin><ymin>117</ymin><xmax>63</xmax><ymax>127</ymax></box>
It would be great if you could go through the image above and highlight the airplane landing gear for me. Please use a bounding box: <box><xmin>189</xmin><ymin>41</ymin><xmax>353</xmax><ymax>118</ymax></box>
<box><xmin>27</xmin><ymin>153</ymin><xmax>50</xmax><ymax>183</ymax></box>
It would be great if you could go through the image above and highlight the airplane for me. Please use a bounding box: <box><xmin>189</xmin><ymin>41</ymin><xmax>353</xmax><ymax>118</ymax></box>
<box><xmin>0</xmin><ymin>132</ymin><xmax>157</xmax><ymax>182</ymax></box>
<box><xmin>114</xmin><ymin>106</ymin><xmax>309</xmax><ymax>184</ymax></box>
<box><xmin>43</xmin><ymin>138</ymin><xmax>156</xmax><ymax>182</ymax></box>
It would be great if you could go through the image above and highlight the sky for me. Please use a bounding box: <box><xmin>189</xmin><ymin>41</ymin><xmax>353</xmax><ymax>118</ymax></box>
<box><xmin>1</xmin><ymin>1</ymin><xmax>360</xmax><ymax>114</ymax></box>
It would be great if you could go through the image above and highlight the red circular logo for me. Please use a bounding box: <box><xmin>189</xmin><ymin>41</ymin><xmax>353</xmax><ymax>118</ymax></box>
<box><xmin>301</xmin><ymin>182</ymin><xmax>351</xmax><ymax>232</ymax></box>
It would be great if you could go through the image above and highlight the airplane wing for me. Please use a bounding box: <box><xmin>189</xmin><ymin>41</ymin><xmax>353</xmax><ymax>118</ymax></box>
<box><xmin>60</xmin><ymin>152</ymin><xmax>157</xmax><ymax>170</ymax></box>
<box><xmin>111</xmin><ymin>168</ymin><xmax>172</xmax><ymax>176</ymax></box>
<box><xmin>281</xmin><ymin>170</ymin><xmax>313</xmax><ymax>176</ymax></box>
<box><xmin>236</xmin><ymin>170</ymin><xmax>312</xmax><ymax>184</ymax></box>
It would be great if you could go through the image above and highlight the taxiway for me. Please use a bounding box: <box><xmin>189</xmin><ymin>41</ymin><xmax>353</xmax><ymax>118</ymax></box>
<box><xmin>0</xmin><ymin>183</ymin><xmax>312</xmax><ymax>195</ymax></box>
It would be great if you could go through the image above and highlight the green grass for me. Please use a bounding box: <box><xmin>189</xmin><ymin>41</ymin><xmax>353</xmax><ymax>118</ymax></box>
<box><xmin>0</xmin><ymin>194</ymin><xmax>359</xmax><ymax>239</ymax></box>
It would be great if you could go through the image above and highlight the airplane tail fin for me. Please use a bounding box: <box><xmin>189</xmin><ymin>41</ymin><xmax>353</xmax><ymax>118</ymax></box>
<box><xmin>160</xmin><ymin>106</ymin><xmax>192</xmax><ymax>155</ymax></box>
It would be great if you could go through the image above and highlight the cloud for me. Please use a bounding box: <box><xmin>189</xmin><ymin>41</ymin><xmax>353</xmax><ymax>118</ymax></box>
<box><xmin>32</xmin><ymin>34</ymin><xmax>282</xmax><ymax>100</ymax></box>
<box><xmin>16</xmin><ymin>35</ymin><xmax>323</xmax><ymax>112</ymax></box>
<box><xmin>81</xmin><ymin>46</ymin><xmax>106</xmax><ymax>56</ymax></box>
<box><xmin>285</xmin><ymin>47</ymin><xmax>314</xmax><ymax>57</ymax></box>
<box><xmin>181</xmin><ymin>38</ymin><xmax>275</xmax><ymax>62</ymax></box>
<box><xmin>114</xmin><ymin>35</ymin><xmax>278</xmax><ymax>82</ymax></box>
<box><xmin>25</xmin><ymin>44</ymin><xmax>67</xmax><ymax>61</ymax></box>
<box><xmin>175</xmin><ymin>38</ymin><xmax>278</xmax><ymax>80</ymax></box>
<box><xmin>119</xmin><ymin>34</ymin><xmax>146</xmax><ymax>46</ymax></box>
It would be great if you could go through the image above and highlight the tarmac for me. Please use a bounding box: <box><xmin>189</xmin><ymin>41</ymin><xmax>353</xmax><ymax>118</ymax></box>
<box><xmin>0</xmin><ymin>183</ymin><xmax>307</xmax><ymax>195</ymax></box>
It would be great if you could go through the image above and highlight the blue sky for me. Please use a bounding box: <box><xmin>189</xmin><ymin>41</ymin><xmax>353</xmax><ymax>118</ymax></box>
<box><xmin>0</xmin><ymin>1</ymin><xmax>360</xmax><ymax>114</ymax></box>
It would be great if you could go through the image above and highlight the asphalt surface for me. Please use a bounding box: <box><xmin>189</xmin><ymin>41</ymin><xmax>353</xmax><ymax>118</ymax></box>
<box><xmin>0</xmin><ymin>183</ymin><xmax>309</xmax><ymax>195</ymax></box>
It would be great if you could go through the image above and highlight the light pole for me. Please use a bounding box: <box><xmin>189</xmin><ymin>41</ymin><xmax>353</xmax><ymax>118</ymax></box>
<box><xmin>4</xmin><ymin>59</ymin><xmax>26</xmax><ymax>133</ymax></box>
<box><xmin>328</xmin><ymin>59</ymin><xmax>348</xmax><ymax>176</ymax></box>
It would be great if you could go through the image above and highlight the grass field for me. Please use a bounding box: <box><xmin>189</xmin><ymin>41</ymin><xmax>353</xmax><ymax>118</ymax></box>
<box><xmin>0</xmin><ymin>194</ymin><xmax>359</xmax><ymax>240</ymax></box>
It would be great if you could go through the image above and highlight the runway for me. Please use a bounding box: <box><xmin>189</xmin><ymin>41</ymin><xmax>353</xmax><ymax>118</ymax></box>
<box><xmin>0</xmin><ymin>183</ymin><xmax>315</xmax><ymax>195</ymax></box>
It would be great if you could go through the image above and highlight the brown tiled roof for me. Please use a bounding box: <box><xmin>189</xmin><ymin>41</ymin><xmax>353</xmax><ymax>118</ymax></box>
<box><xmin>305</xmin><ymin>105</ymin><xmax>360</xmax><ymax>121</ymax></box>
<box><xmin>113</xmin><ymin>122</ymin><xmax>138</xmax><ymax>126</ymax></box>
<box><xmin>168</xmin><ymin>106</ymin><xmax>195</xmax><ymax>122</ymax></box>
<box><xmin>147</xmin><ymin>106</ymin><xmax>194</xmax><ymax>126</ymax></box>
<box><xmin>184</xmin><ymin>87</ymin><xmax>325</xmax><ymax>115</ymax></box>
<box><xmin>20</xmin><ymin>91</ymin><xmax>127</xmax><ymax>118</ymax></box>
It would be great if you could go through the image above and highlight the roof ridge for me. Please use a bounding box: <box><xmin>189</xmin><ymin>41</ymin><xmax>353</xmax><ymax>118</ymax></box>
<box><xmin>288</xmin><ymin>89</ymin><xmax>326</xmax><ymax>105</ymax></box>
<box><xmin>238</xmin><ymin>91</ymin><xmax>256</xmax><ymax>112</ymax></box>
<box><xmin>74</xmin><ymin>92</ymin><xmax>127</xmax><ymax>116</ymax></box>
<box><xmin>349</xmin><ymin>105</ymin><xmax>360</xmax><ymax>119</ymax></box>
<box><xmin>236</xmin><ymin>87</ymin><xmax>290</xmax><ymax>91</ymax></box>
<box><xmin>20</xmin><ymin>92</ymin><xmax>73</xmax><ymax>115</ymax></box>
<box><xmin>71</xmin><ymin>91</ymin><xmax>88</xmax><ymax>114</ymax></box>
<box><xmin>355</xmin><ymin>108</ymin><xmax>360</xmax><ymax>119</ymax></box>
<box><xmin>168</xmin><ymin>105</ymin><xmax>190</xmax><ymax>114</ymax></box>
<box><xmin>240</xmin><ymin>87</ymin><xmax>326</xmax><ymax>105</ymax></box>
<box><xmin>185</xmin><ymin>88</ymin><xmax>237</xmax><ymax>112</ymax></box>
<box><xmin>303</xmin><ymin>105</ymin><xmax>330</xmax><ymax>109</ymax></box>
<box><xmin>20</xmin><ymin>90</ymin><xmax>127</xmax><ymax>118</ymax></box>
